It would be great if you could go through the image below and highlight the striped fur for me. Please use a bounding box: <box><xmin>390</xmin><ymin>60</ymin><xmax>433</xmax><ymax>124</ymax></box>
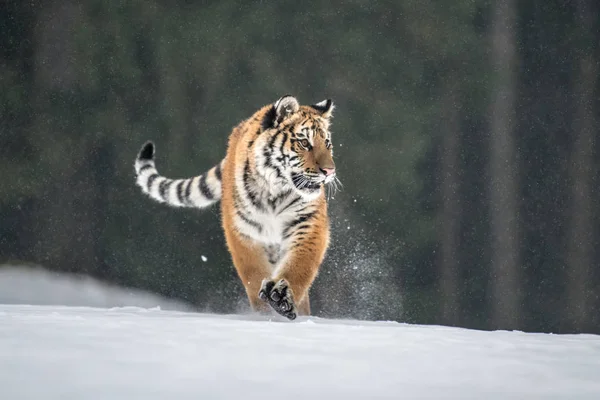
<box><xmin>134</xmin><ymin>95</ymin><xmax>338</xmax><ymax>320</ymax></box>
<box><xmin>135</xmin><ymin>142</ymin><xmax>224</xmax><ymax>208</ymax></box>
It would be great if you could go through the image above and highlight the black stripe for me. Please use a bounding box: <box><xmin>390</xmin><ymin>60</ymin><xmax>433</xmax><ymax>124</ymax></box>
<box><xmin>261</xmin><ymin>106</ymin><xmax>277</xmax><ymax>131</ymax></box>
<box><xmin>288</xmin><ymin>155</ymin><xmax>300</xmax><ymax>167</ymax></box>
<box><xmin>199</xmin><ymin>175</ymin><xmax>214</xmax><ymax>200</ymax></box>
<box><xmin>268</xmin><ymin>190</ymin><xmax>292</xmax><ymax>211</ymax></box>
<box><xmin>176</xmin><ymin>180</ymin><xmax>186</xmax><ymax>205</ymax></box>
<box><xmin>236</xmin><ymin>210</ymin><xmax>263</xmax><ymax>233</ymax></box>
<box><xmin>283</xmin><ymin>211</ymin><xmax>317</xmax><ymax>239</ymax></box>
<box><xmin>295</xmin><ymin>223</ymin><xmax>312</xmax><ymax>231</ymax></box>
<box><xmin>263</xmin><ymin>151</ymin><xmax>284</xmax><ymax>179</ymax></box>
<box><xmin>294</xmin><ymin>239</ymin><xmax>316</xmax><ymax>249</ymax></box>
<box><xmin>233</xmin><ymin>188</ymin><xmax>244</xmax><ymax>209</ymax></box>
<box><xmin>279</xmin><ymin>195</ymin><xmax>302</xmax><ymax>214</ymax></box>
<box><xmin>243</xmin><ymin>159</ymin><xmax>263</xmax><ymax>210</ymax></box>
<box><xmin>279</xmin><ymin>131</ymin><xmax>288</xmax><ymax>159</ymax></box>
<box><xmin>268</xmin><ymin>131</ymin><xmax>279</xmax><ymax>149</ymax></box>
<box><xmin>138</xmin><ymin>164</ymin><xmax>153</xmax><ymax>173</ymax></box>
<box><xmin>262</xmin><ymin>133</ymin><xmax>284</xmax><ymax>179</ymax></box>
<box><xmin>214</xmin><ymin>163</ymin><xmax>222</xmax><ymax>181</ymax></box>
<box><xmin>275</xmin><ymin>131</ymin><xmax>289</xmax><ymax>166</ymax></box>
<box><xmin>184</xmin><ymin>179</ymin><xmax>193</xmax><ymax>203</ymax></box>
<box><xmin>159</xmin><ymin>179</ymin><xmax>170</xmax><ymax>200</ymax></box>
<box><xmin>147</xmin><ymin>173</ymin><xmax>159</xmax><ymax>191</ymax></box>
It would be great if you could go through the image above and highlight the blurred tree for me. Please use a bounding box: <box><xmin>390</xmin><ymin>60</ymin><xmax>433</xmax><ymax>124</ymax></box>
<box><xmin>438</xmin><ymin>79</ymin><xmax>461</xmax><ymax>327</ymax></box>
<box><xmin>516</xmin><ymin>0</ymin><xmax>581</xmax><ymax>333</ymax></box>
<box><xmin>565</xmin><ymin>0</ymin><xmax>597</xmax><ymax>332</ymax></box>
<box><xmin>488</xmin><ymin>0</ymin><xmax>521</xmax><ymax>330</ymax></box>
<box><xmin>0</xmin><ymin>1</ymin><xmax>45</xmax><ymax>270</ymax></box>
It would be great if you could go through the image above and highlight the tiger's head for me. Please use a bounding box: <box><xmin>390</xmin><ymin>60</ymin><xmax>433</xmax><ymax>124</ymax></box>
<box><xmin>259</xmin><ymin>95</ymin><xmax>338</xmax><ymax>199</ymax></box>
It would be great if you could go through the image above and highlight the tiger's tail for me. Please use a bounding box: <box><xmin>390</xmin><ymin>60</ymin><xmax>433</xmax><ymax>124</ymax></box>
<box><xmin>134</xmin><ymin>141</ymin><xmax>224</xmax><ymax>208</ymax></box>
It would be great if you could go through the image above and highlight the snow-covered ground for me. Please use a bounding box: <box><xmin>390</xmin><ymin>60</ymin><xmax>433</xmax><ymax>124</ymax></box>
<box><xmin>0</xmin><ymin>266</ymin><xmax>193</xmax><ymax>311</ymax></box>
<box><xmin>0</xmin><ymin>305</ymin><xmax>599</xmax><ymax>400</ymax></box>
<box><xmin>1</xmin><ymin>265</ymin><xmax>599</xmax><ymax>399</ymax></box>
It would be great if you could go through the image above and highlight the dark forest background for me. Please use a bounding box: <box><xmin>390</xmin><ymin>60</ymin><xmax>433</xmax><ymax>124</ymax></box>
<box><xmin>1</xmin><ymin>0</ymin><xmax>599</xmax><ymax>334</ymax></box>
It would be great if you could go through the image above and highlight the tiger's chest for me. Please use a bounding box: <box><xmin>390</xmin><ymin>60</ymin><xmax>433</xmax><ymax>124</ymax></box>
<box><xmin>233</xmin><ymin>187</ymin><xmax>310</xmax><ymax>257</ymax></box>
<box><xmin>234</xmin><ymin>193</ymin><xmax>304</xmax><ymax>243</ymax></box>
<box><xmin>234</xmin><ymin>195</ymin><xmax>306</xmax><ymax>269</ymax></box>
<box><xmin>251</xmin><ymin>211</ymin><xmax>290</xmax><ymax>243</ymax></box>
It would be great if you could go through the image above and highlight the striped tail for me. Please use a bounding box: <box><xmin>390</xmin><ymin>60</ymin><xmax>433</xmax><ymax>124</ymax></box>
<box><xmin>134</xmin><ymin>141</ymin><xmax>223</xmax><ymax>208</ymax></box>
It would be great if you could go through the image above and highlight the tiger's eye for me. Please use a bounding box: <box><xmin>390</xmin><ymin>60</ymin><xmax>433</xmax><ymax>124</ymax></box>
<box><xmin>300</xmin><ymin>139</ymin><xmax>310</xmax><ymax>148</ymax></box>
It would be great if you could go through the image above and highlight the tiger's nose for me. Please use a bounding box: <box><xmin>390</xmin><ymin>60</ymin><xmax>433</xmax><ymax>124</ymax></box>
<box><xmin>319</xmin><ymin>167</ymin><xmax>336</xmax><ymax>176</ymax></box>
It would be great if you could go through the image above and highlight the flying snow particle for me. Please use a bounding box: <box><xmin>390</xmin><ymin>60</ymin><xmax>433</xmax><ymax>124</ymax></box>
<box><xmin>201</xmin><ymin>256</ymin><xmax>207</xmax><ymax>262</ymax></box>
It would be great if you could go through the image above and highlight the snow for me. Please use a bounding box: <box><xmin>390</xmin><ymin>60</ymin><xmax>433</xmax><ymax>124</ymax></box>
<box><xmin>0</xmin><ymin>305</ymin><xmax>599</xmax><ymax>399</ymax></box>
<box><xmin>0</xmin><ymin>266</ymin><xmax>193</xmax><ymax>311</ymax></box>
<box><xmin>1</xmin><ymin>265</ymin><xmax>599</xmax><ymax>399</ymax></box>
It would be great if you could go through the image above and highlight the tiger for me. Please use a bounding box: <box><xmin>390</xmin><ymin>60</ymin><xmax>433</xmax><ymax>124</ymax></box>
<box><xmin>134</xmin><ymin>95</ymin><xmax>338</xmax><ymax>320</ymax></box>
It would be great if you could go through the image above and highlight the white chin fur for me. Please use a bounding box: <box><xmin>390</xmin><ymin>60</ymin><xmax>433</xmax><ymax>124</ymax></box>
<box><xmin>291</xmin><ymin>184</ymin><xmax>322</xmax><ymax>201</ymax></box>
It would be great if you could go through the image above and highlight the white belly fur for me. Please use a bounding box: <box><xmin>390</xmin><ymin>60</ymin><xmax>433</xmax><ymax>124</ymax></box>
<box><xmin>234</xmin><ymin>209</ymin><xmax>299</xmax><ymax>273</ymax></box>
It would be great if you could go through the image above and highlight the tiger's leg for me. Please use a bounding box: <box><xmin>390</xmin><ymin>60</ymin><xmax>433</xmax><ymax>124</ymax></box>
<box><xmin>297</xmin><ymin>292</ymin><xmax>311</xmax><ymax>316</ymax></box>
<box><xmin>224</xmin><ymin>229</ymin><xmax>271</xmax><ymax>314</ymax></box>
<box><xmin>259</xmin><ymin>222</ymin><xmax>329</xmax><ymax>320</ymax></box>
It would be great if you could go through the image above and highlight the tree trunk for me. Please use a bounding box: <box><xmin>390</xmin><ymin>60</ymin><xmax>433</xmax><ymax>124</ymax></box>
<box><xmin>34</xmin><ymin>0</ymin><xmax>79</xmax><ymax>90</ymax></box>
<box><xmin>565</xmin><ymin>0</ymin><xmax>597</xmax><ymax>333</ymax></box>
<box><xmin>439</xmin><ymin>79</ymin><xmax>461</xmax><ymax>326</ymax></box>
<box><xmin>488</xmin><ymin>0</ymin><xmax>520</xmax><ymax>330</ymax></box>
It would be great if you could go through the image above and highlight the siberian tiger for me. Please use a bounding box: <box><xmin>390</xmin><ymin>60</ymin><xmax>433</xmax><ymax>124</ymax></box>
<box><xmin>134</xmin><ymin>95</ymin><xmax>338</xmax><ymax>320</ymax></box>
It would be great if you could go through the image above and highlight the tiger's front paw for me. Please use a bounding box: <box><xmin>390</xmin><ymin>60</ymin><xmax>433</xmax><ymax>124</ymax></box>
<box><xmin>259</xmin><ymin>279</ymin><xmax>297</xmax><ymax>320</ymax></box>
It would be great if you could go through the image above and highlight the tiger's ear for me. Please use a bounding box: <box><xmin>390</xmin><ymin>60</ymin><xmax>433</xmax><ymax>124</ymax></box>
<box><xmin>311</xmin><ymin>99</ymin><xmax>335</xmax><ymax>118</ymax></box>
<box><xmin>262</xmin><ymin>95</ymin><xmax>299</xmax><ymax>130</ymax></box>
<box><xmin>274</xmin><ymin>95</ymin><xmax>300</xmax><ymax>125</ymax></box>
